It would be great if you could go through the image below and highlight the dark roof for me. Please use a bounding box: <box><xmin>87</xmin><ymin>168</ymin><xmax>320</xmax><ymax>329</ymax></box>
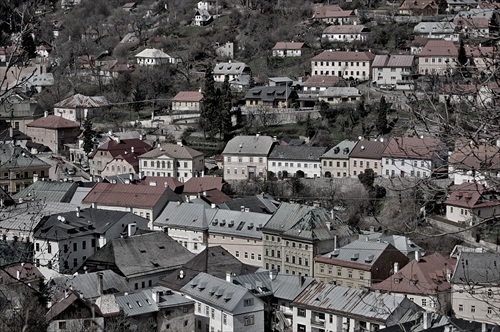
<box><xmin>13</xmin><ymin>181</ymin><xmax>79</xmax><ymax>203</ymax></box>
<box><xmin>89</xmin><ymin>138</ymin><xmax>151</xmax><ymax>158</ymax></box>
<box><xmin>244</xmin><ymin>86</ymin><xmax>297</xmax><ymax>102</ymax></box>
<box><xmin>85</xmin><ymin>232</ymin><xmax>195</xmax><ymax>279</ymax></box>
<box><xmin>182</xmin><ymin>177</ymin><xmax>224</xmax><ymax>194</ymax></box>
<box><xmin>451</xmin><ymin>252</ymin><xmax>500</xmax><ymax>285</ymax></box>
<box><xmin>158</xmin><ymin>246</ymin><xmax>260</xmax><ymax>291</ymax></box>
<box><xmin>33</xmin><ymin>208</ymin><xmax>149</xmax><ymax>241</ymax></box>
<box><xmin>269</xmin><ymin>145</ymin><xmax>327</xmax><ymax>161</ymax></box>
<box><xmin>27</xmin><ymin>115</ymin><xmax>80</xmax><ymax>129</ymax></box>
<box><xmin>0</xmin><ymin>144</ymin><xmax>51</xmax><ymax>170</ymax></box>
<box><xmin>0</xmin><ymin>263</ymin><xmax>43</xmax><ymax>285</ymax></box>
<box><xmin>219</xmin><ymin>194</ymin><xmax>280</xmax><ymax>214</ymax></box>
<box><xmin>349</xmin><ymin>140</ymin><xmax>387</xmax><ymax>160</ymax></box>
<box><xmin>50</xmin><ymin>270</ymin><xmax>129</xmax><ymax>299</ymax></box>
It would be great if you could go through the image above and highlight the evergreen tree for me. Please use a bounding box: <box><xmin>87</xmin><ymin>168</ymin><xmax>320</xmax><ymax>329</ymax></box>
<box><xmin>200</xmin><ymin>64</ymin><xmax>219</xmax><ymax>138</ymax></box>
<box><xmin>376</xmin><ymin>96</ymin><xmax>388</xmax><ymax>135</ymax></box>
<box><xmin>21</xmin><ymin>32</ymin><xmax>36</xmax><ymax>59</ymax></box>
<box><xmin>458</xmin><ymin>38</ymin><xmax>468</xmax><ymax>67</ymax></box>
<box><xmin>82</xmin><ymin>119</ymin><xmax>95</xmax><ymax>155</ymax></box>
<box><xmin>218</xmin><ymin>75</ymin><xmax>233</xmax><ymax>141</ymax></box>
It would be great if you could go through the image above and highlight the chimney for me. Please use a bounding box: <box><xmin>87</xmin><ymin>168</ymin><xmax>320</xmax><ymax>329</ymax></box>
<box><xmin>131</xmin><ymin>146</ymin><xmax>134</xmax><ymax>153</ymax></box>
<box><xmin>127</xmin><ymin>223</ymin><xmax>137</xmax><ymax>237</ymax></box>
<box><xmin>97</xmin><ymin>272</ymin><xmax>104</xmax><ymax>296</ymax></box>
<box><xmin>415</xmin><ymin>251</ymin><xmax>420</xmax><ymax>261</ymax></box>
<box><xmin>9</xmin><ymin>126</ymin><xmax>13</xmax><ymax>138</ymax></box>
<box><xmin>269</xmin><ymin>269</ymin><xmax>278</xmax><ymax>281</ymax></box>
<box><xmin>177</xmin><ymin>141</ymin><xmax>183</xmax><ymax>147</ymax></box>
<box><xmin>91</xmin><ymin>202</ymin><xmax>96</xmax><ymax>209</ymax></box>
<box><xmin>240</xmin><ymin>206</ymin><xmax>245</xmax><ymax>212</ymax></box>
<box><xmin>16</xmin><ymin>270</ymin><xmax>20</xmax><ymax>280</ymax></box>
<box><xmin>393</xmin><ymin>262</ymin><xmax>399</xmax><ymax>273</ymax></box>
<box><xmin>139</xmin><ymin>134</ymin><xmax>144</xmax><ymax>140</ymax></box>
<box><xmin>423</xmin><ymin>311</ymin><xmax>431</xmax><ymax>330</ymax></box>
<box><xmin>33</xmin><ymin>173</ymin><xmax>39</xmax><ymax>183</ymax></box>
<box><xmin>325</xmin><ymin>221</ymin><xmax>331</xmax><ymax>231</ymax></box>
<box><xmin>108</xmin><ymin>130</ymin><xmax>113</xmax><ymax>136</ymax></box>
<box><xmin>226</xmin><ymin>271</ymin><xmax>233</xmax><ymax>283</ymax></box>
<box><xmin>129</xmin><ymin>173</ymin><xmax>134</xmax><ymax>183</ymax></box>
<box><xmin>44</xmin><ymin>111</ymin><xmax>48</xmax><ymax>117</ymax></box>
<box><xmin>76</xmin><ymin>206</ymin><xmax>80</xmax><ymax>218</ymax></box>
<box><xmin>333</xmin><ymin>235</ymin><xmax>337</xmax><ymax>250</ymax></box>
<box><xmin>152</xmin><ymin>290</ymin><xmax>161</xmax><ymax>303</ymax></box>
<box><xmin>365</xmin><ymin>236</ymin><xmax>369</xmax><ymax>241</ymax></box>
<box><xmin>211</xmin><ymin>203</ymin><xmax>216</xmax><ymax>209</ymax></box>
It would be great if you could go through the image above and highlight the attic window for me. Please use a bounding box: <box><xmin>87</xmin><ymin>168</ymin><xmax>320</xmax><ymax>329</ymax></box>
<box><xmin>158</xmin><ymin>245</ymin><xmax>165</xmax><ymax>249</ymax></box>
<box><xmin>409</xmin><ymin>279</ymin><xmax>417</xmax><ymax>285</ymax></box>
<box><xmin>139</xmin><ymin>249</ymin><xmax>146</xmax><ymax>253</ymax></box>
<box><xmin>136</xmin><ymin>301</ymin><xmax>142</xmax><ymax>307</ymax></box>
<box><xmin>151</xmin><ymin>262</ymin><xmax>160</xmax><ymax>267</ymax></box>
<box><xmin>127</xmin><ymin>302</ymin><xmax>133</xmax><ymax>309</ymax></box>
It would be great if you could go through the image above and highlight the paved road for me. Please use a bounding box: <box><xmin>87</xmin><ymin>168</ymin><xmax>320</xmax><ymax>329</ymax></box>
<box><xmin>39</xmin><ymin>155</ymin><xmax>91</xmax><ymax>182</ymax></box>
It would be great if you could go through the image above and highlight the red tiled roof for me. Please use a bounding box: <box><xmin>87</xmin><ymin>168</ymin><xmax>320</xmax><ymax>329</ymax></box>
<box><xmin>322</xmin><ymin>25</ymin><xmax>369</xmax><ymax>34</ymax></box>
<box><xmin>136</xmin><ymin>176</ymin><xmax>184</xmax><ymax>192</ymax></box>
<box><xmin>27</xmin><ymin>115</ymin><xmax>80</xmax><ymax>129</ymax></box>
<box><xmin>419</xmin><ymin>39</ymin><xmax>457</xmax><ymax>57</ymax></box>
<box><xmin>303</xmin><ymin>75</ymin><xmax>344</xmax><ymax>87</ymax></box>
<box><xmin>312</xmin><ymin>51</ymin><xmax>375</xmax><ymax>61</ymax></box>
<box><xmin>449</xmin><ymin>143</ymin><xmax>500</xmax><ymax>171</ymax></box>
<box><xmin>200</xmin><ymin>188</ymin><xmax>232</xmax><ymax>204</ymax></box>
<box><xmin>444</xmin><ymin>182</ymin><xmax>500</xmax><ymax>209</ymax></box>
<box><xmin>371</xmin><ymin>253</ymin><xmax>455</xmax><ymax>295</ymax></box>
<box><xmin>382</xmin><ymin>136</ymin><xmax>445</xmax><ymax>160</ymax></box>
<box><xmin>272</xmin><ymin>42</ymin><xmax>305</xmax><ymax>50</ymax></box>
<box><xmin>89</xmin><ymin>139</ymin><xmax>151</xmax><ymax>158</ymax></box>
<box><xmin>183</xmin><ymin>177</ymin><xmax>223</xmax><ymax>193</ymax></box>
<box><xmin>350</xmin><ymin>140</ymin><xmax>387</xmax><ymax>159</ymax></box>
<box><xmin>172</xmin><ymin>91</ymin><xmax>203</xmax><ymax>102</ymax></box>
<box><xmin>312</xmin><ymin>5</ymin><xmax>354</xmax><ymax>18</ymax></box>
<box><xmin>453</xmin><ymin>17</ymin><xmax>490</xmax><ymax>29</ymax></box>
<box><xmin>82</xmin><ymin>182</ymin><xmax>170</xmax><ymax>208</ymax></box>
<box><xmin>399</xmin><ymin>0</ymin><xmax>437</xmax><ymax>10</ymax></box>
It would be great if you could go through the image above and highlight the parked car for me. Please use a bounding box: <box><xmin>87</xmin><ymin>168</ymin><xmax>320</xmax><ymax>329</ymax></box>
<box><xmin>65</xmin><ymin>167</ymin><xmax>76</xmax><ymax>176</ymax></box>
<box><xmin>81</xmin><ymin>163</ymin><xmax>90</xmax><ymax>172</ymax></box>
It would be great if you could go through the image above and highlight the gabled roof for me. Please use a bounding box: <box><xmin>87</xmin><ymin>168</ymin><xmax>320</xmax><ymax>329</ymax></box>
<box><xmin>154</xmin><ymin>201</ymin><xmax>210</xmax><ymax>231</ymax></box>
<box><xmin>0</xmin><ymin>263</ymin><xmax>43</xmax><ymax>284</ymax></box>
<box><xmin>453</xmin><ymin>16</ymin><xmax>489</xmax><ymax>29</ymax></box>
<box><xmin>27</xmin><ymin>115</ymin><xmax>80</xmax><ymax>129</ymax></box>
<box><xmin>368</xmin><ymin>235</ymin><xmax>425</xmax><ymax>258</ymax></box>
<box><xmin>46</xmin><ymin>291</ymin><xmax>101</xmax><ymax>322</ymax></box>
<box><xmin>0</xmin><ymin>144</ymin><xmax>50</xmax><ymax>170</ymax></box>
<box><xmin>322</xmin><ymin>25</ymin><xmax>370</xmax><ymax>34</ymax></box>
<box><xmin>382</xmin><ymin>136</ymin><xmax>445</xmax><ymax>160</ymax></box>
<box><xmin>371</xmin><ymin>253</ymin><xmax>456</xmax><ymax>295</ymax></box>
<box><xmin>54</xmin><ymin>94</ymin><xmax>109</xmax><ymax>108</ymax></box>
<box><xmin>135</xmin><ymin>48</ymin><xmax>171</xmax><ymax>58</ymax></box>
<box><xmin>272</xmin><ymin>42</ymin><xmax>305</xmax><ymax>50</ymax></box>
<box><xmin>85</xmin><ymin>232</ymin><xmax>195</xmax><ymax>278</ymax></box>
<box><xmin>183</xmin><ymin>176</ymin><xmax>223</xmax><ymax>193</ymax></box>
<box><xmin>218</xmin><ymin>194</ymin><xmax>280</xmax><ymax>214</ymax></box>
<box><xmin>213</xmin><ymin>62</ymin><xmax>250</xmax><ymax>75</ymax></box>
<box><xmin>136</xmin><ymin>176</ymin><xmax>184</xmax><ymax>192</ymax></box>
<box><xmin>312</xmin><ymin>5</ymin><xmax>354</xmax><ymax>19</ymax></box>
<box><xmin>322</xmin><ymin>140</ymin><xmax>358</xmax><ymax>159</ymax></box>
<box><xmin>320</xmin><ymin>87</ymin><xmax>361</xmax><ymax>97</ymax></box>
<box><xmin>443</xmin><ymin>182</ymin><xmax>500</xmax><ymax>209</ymax></box>
<box><xmin>82</xmin><ymin>183</ymin><xmax>182</xmax><ymax>209</ymax></box>
<box><xmin>50</xmin><ymin>270</ymin><xmax>129</xmax><ymax>299</ymax></box>
<box><xmin>292</xmin><ymin>281</ymin><xmax>421</xmax><ymax>324</ymax></box>
<box><xmin>414</xmin><ymin>22</ymin><xmax>456</xmax><ymax>34</ymax></box>
<box><xmin>400</xmin><ymin>0</ymin><xmax>438</xmax><ymax>10</ymax></box>
<box><xmin>14</xmin><ymin>181</ymin><xmax>79</xmax><ymax>203</ymax></box>
<box><xmin>89</xmin><ymin>138</ymin><xmax>151</xmax><ymax>158</ymax></box>
<box><xmin>209</xmin><ymin>208</ymin><xmax>270</xmax><ymax>239</ymax></box>
<box><xmin>172</xmin><ymin>91</ymin><xmax>203</xmax><ymax>102</ymax></box>
<box><xmin>115</xmin><ymin>291</ymin><xmax>158</xmax><ymax>316</ymax></box>
<box><xmin>302</xmin><ymin>75</ymin><xmax>345</xmax><ymax>87</ymax></box>
<box><xmin>222</xmin><ymin>135</ymin><xmax>276</xmax><ymax>156</ymax></box>
<box><xmin>419</xmin><ymin>39</ymin><xmax>458</xmax><ymax>57</ymax></box>
<box><xmin>159</xmin><ymin>246</ymin><xmax>260</xmax><ymax>291</ymax></box>
<box><xmin>268</xmin><ymin>145</ymin><xmax>327</xmax><ymax>161</ymax></box>
<box><xmin>139</xmin><ymin>142</ymin><xmax>203</xmax><ymax>159</ymax></box>
<box><xmin>312</xmin><ymin>50</ymin><xmax>375</xmax><ymax>62</ymax></box>
<box><xmin>180</xmin><ymin>272</ymin><xmax>264</xmax><ymax>314</ymax></box>
<box><xmin>349</xmin><ymin>140</ymin><xmax>387</xmax><ymax>160</ymax></box>
<box><xmin>449</xmin><ymin>143</ymin><xmax>500</xmax><ymax>171</ymax></box>
<box><xmin>451</xmin><ymin>252</ymin><xmax>500</xmax><ymax>285</ymax></box>
<box><xmin>244</xmin><ymin>86</ymin><xmax>296</xmax><ymax>102</ymax></box>
<box><xmin>372</xmin><ymin>55</ymin><xmax>414</xmax><ymax>68</ymax></box>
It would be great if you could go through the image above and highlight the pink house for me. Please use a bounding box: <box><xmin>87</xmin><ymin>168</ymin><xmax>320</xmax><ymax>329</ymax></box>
<box><xmin>26</xmin><ymin>114</ymin><xmax>80</xmax><ymax>154</ymax></box>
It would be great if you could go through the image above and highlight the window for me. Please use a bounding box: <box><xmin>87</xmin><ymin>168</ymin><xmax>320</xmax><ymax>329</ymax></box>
<box><xmin>244</xmin><ymin>315</ymin><xmax>255</xmax><ymax>326</ymax></box>
<box><xmin>251</xmin><ymin>253</ymin><xmax>255</xmax><ymax>260</ymax></box>
<box><xmin>353</xmin><ymin>160</ymin><xmax>357</xmax><ymax>167</ymax></box>
<box><xmin>91</xmin><ymin>239</ymin><xmax>96</xmax><ymax>247</ymax></box>
<box><xmin>244</xmin><ymin>252</ymin><xmax>248</xmax><ymax>259</ymax></box>
<box><xmin>235</xmin><ymin>250</ymin><xmax>239</xmax><ymax>257</ymax></box>
<box><xmin>73</xmin><ymin>243</ymin><xmax>77</xmax><ymax>252</ymax></box>
<box><xmin>421</xmin><ymin>299</ymin><xmax>427</xmax><ymax>306</ymax></box>
<box><xmin>259</xmin><ymin>158</ymin><xmax>263</xmax><ymax>163</ymax></box>
<box><xmin>223</xmin><ymin>314</ymin><xmax>227</xmax><ymax>325</ymax></box>
<box><xmin>47</xmin><ymin>243</ymin><xmax>51</xmax><ymax>253</ymax></box>
<box><xmin>59</xmin><ymin>321</ymin><xmax>67</xmax><ymax>330</ymax></box>
<box><xmin>488</xmin><ymin>307</ymin><xmax>493</xmax><ymax>314</ymax></box>
<box><xmin>337</xmin><ymin>268</ymin><xmax>342</xmax><ymax>276</ymax></box>
<box><xmin>197</xmin><ymin>303</ymin><xmax>201</xmax><ymax>313</ymax></box>
<box><xmin>258</xmin><ymin>254</ymin><xmax>262</xmax><ymax>261</ymax></box>
<box><xmin>297</xmin><ymin>308</ymin><xmax>306</xmax><ymax>317</ymax></box>
<box><xmin>244</xmin><ymin>298</ymin><xmax>254</xmax><ymax>307</ymax></box>
<box><xmin>348</xmin><ymin>270</ymin><xmax>352</xmax><ymax>278</ymax></box>
<box><xmin>458</xmin><ymin>304</ymin><xmax>463</xmax><ymax>311</ymax></box>
<box><xmin>211</xmin><ymin>308</ymin><xmax>215</xmax><ymax>319</ymax></box>
<box><xmin>82</xmin><ymin>241</ymin><xmax>86</xmax><ymax>250</ymax></box>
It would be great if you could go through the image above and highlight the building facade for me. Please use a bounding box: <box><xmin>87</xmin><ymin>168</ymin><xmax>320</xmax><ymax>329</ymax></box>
<box><xmin>321</xmin><ymin>140</ymin><xmax>357</xmax><ymax>178</ymax></box>
<box><xmin>311</xmin><ymin>50</ymin><xmax>375</xmax><ymax>81</ymax></box>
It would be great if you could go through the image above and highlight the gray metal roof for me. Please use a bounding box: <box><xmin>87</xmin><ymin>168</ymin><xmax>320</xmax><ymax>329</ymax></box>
<box><xmin>0</xmin><ymin>144</ymin><xmax>50</xmax><ymax>170</ymax></box>
<box><xmin>181</xmin><ymin>272</ymin><xmax>264</xmax><ymax>314</ymax></box>
<box><xmin>222</xmin><ymin>135</ymin><xmax>276</xmax><ymax>156</ymax></box>
<box><xmin>69</xmin><ymin>187</ymin><xmax>93</xmax><ymax>205</ymax></box>
<box><xmin>451</xmin><ymin>252</ymin><xmax>500</xmax><ymax>285</ymax></box>
<box><xmin>154</xmin><ymin>201</ymin><xmax>210</xmax><ymax>231</ymax></box>
<box><xmin>293</xmin><ymin>282</ymin><xmax>421</xmax><ymax>324</ymax></box>
<box><xmin>213</xmin><ymin>62</ymin><xmax>250</xmax><ymax>76</ymax></box>
<box><xmin>151</xmin><ymin>286</ymin><xmax>194</xmax><ymax>309</ymax></box>
<box><xmin>50</xmin><ymin>270</ymin><xmax>129</xmax><ymax>299</ymax></box>
<box><xmin>14</xmin><ymin>181</ymin><xmax>79</xmax><ymax>203</ymax></box>
<box><xmin>232</xmin><ymin>271</ymin><xmax>315</xmax><ymax>301</ymax></box>
<box><xmin>414</xmin><ymin>22</ymin><xmax>456</xmax><ymax>34</ymax></box>
<box><xmin>320</xmin><ymin>87</ymin><xmax>361</xmax><ymax>97</ymax></box>
<box><xmin>116</xmin><ymin>291</ymin><xmax>158</xmax><ymax>316</ymax></box>
<box><xmin>320</xmin><ymin>239</ymin><xmax>392</xmax><ymax>267</ymax></box>
<box><xmin>208</xmin><ymin>208</ymin><xmax>270</xmax><ymax>239</ymax></box>
<box><xmin>369</xmin><ymin>235</ymin><xmax>425</xmax><ymax>258</ymax></box>
<box><xmin>33</xmin><ymin>208</ymin><xmax>149</xmax><ymax>241</ymax></box>
<box><xmin>268</xmin><ymin>145</ymin><xmax>327</xmax><ymax>161</ymax></box>
<box><xmin>322</xmin><ymin>140</ymin><xmax>358</xmax><ymax>159</ymax></box>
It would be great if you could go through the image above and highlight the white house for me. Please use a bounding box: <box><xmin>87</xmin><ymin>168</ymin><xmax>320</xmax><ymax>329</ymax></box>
<box><xmin>268</xmin><ymin>145</ymin><xmax>326</xmax><ymax>179</ymax></box>
<box><xmin>317</xmin><ymin>87</ymin><xmax>362</xmax><ymax>105</ymax></box>
<box><xmin>272</xmin><ymin>42</ymin><xmax>306</xmax><ymax>57</ymax></box>
<box><xmin>381</xmin><ymin>136</ymin><xmax>448</xmax><ymax>179</ymax></box>
<box><xmin>372</xmin><ymin>54</ymin><xmax>415</xmax><ymax>90</ymax></box>
<box><xmin>135</xmin><ymin>48</ymin><xmax>178</xmax><ymax>66</ymax></box>
<box><xmin>413</xmin><ymin>22</ymin><xmax>460</xmax><ymax>42</ymax></box>
<box><xmin>33</xmin><ymin>208</ymin><xmax>148</xmax><ymax>275</ymax></box>
<box><xmin>321</xmin><ymin>25</ymin><xmax>371</xmax><ymax>43</ymax></box>
<box><xmin>448</xmin><ymin>142</ymin><xmax>500</xmax><ymax>186</ymax></box>
<box><xmin>194</xmin><ymin>8</ymin><xmax>212</xmax><ymax>26</ymax></box>
<box><xmin>311</xmin><ymin>50</ymin><xmax>375</xmax><ymax>81</ymax></box>
<box><xmin>213</xmin><ymin>61</ymin><xmax>252</xmax><ymax>83</ymax></box>
<box><xmin>180</xmin><ymin>272</ymin><xmax>265</xmax><ymax>332</ymax></box>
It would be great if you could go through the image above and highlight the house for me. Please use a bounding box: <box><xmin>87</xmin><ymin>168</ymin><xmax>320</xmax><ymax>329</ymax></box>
<box><xmin>231</xmin><ymin>271</ymin><xmax>315</xmax><ymax>332</ymax></box>
<box><xmin>0</xmin><ymin>144</ymin><xmax>50</xmax><ymax>194</ymax></box>
<box><xmin>372</xmin><ymin>54</ymin><xmax>415</xmax><ymax>91</ymax></box>
<box><xmin>381</xmin><ymin>311</ymin><xmax>484</xmax><ymax>331</ymax></box>
<box><xmin>139</xmin><ymin>142</ymin><xmax>205</xmax><ymax>181</ymax></box>
<box><xmin>413</xmin><ymin>22</ymin><xmax>459</xmax><ymax>42</ymax></box>
<box><xmin>349</xmin><ymin>139</ymin><xmax>387</xmax><ymax>177</ymax></box>
<box><xmin>229</xmin><ymin>74</ymin><xmax>252</xmax><ymax>92</ymax></box>
<box><xmin>244</xmin><ymin>86</ymin><xmax>298</xmax><ymax>108</ymax></box>
<box><xmin>215</xmin><ymin>41</ymin><xmax>234</xmax><ymax>59</ymax></box>
<box><xmin>53</xmin><ymin>94</ymin><xmax>110</xmax><ymax>123</ymax></box>
<box><xmin>292</xmin><ymin>281</ymin><xmax>422</xmax><ymax>332</ymax></box>
<box><xmin>371</xmin><ymin>252</ymin><xmax>456</xmax><ymax>315</ymax></box>
<box><xmin>261</xmin><ymin>202</ymin><xmax>359</xmax><ymax>276</ymax></box>
<box><xmin>321</xmin><ymin>25</ymin><xmax>371</xmax><ymax>43</ymax></box>
<box><xmin>84</xmin><ymin>231</ymin><xmax>195</xmax><ymax>290</ymax></box>
<box><xmin>158</xmin><ymin>246</ymin><xmax>260</xmax><ymax>292</ymax></box>
<box><xmin>451</xmin><ymin>251</ymin><xmax>500</xmax><ymax>326</ymax></box>
<box><xmin>443</xmin><ymin>182</ymin><xmax>500</xmax><ymax>225</ymax></box>
<box><xmin>198</xmin><ymin>0</ymin><xmax>218</xmax><ymax>12</ymax></box>
<box><xmin>171</xmin><ymin>91</ymin><xmax>203</xmax><ymax>112</ymax></box>
<box><xmin>399</xmin><ymin>0</ymin><xmax>438</xmax><ymax>16</ymax></box>
<box><xmin>194</xmin><ymin>8</ymin><xmax>212</xmax><ymax>26</ymax></box>
<box><xmin>0</xmin><ymin>263</ymin><xmax>43</xmax><ymax>285</ymax></box>
<box><xmin>114</xmin><ymin>287</ymin><xmax>195</xmax><ymax>331</ymax></box>
<box><xmin>453</xmin><ymin>16</ymin><xmax>490</xmax><ymax>37</ymax></box>
<box><xmin>23</xmin><ymin>72</ymin><xmax>54</xmax><ymax>93</ymax></box>
<box><xmin>135</xmin><ymin>48</ymin><xmax>177</xmax><ymax>66</ymax></box>
<box><xmin>448</xmin><ymin>143</ymin><xmax>500</xmax><ymax>186</ymax></box>
<box><xmin>88</xmin><ymin>137</ymin><xmax>151</xmax><ymax>180</ymax></box>
<box><xmin>311</xmin><ymin>50</ymin><xmax>375</xmax><ymax>81</ymax></box>
<box><xmin>82</xmin><ymin>182</ymin><xmax>182</xmax><ymax>228</ymax></box>
<box><xmin>301</xmin><ymin>75</ymin><xmax>345</xmax><ymax>94</ymax></box>
<box><xmin>321</xmin><ymin>140</ymin><xmax>358</xmax><ymax>178</ymax></box>
<box><xmin>268</xmin><ymin>77</ymin><xmax>293</xmax><ymax>87</ymax></box>
<box><xmin>213</xmin><ymin>62</ymin><xmax>251</xmax><ymax>83</ymax></box>
<box><xmin>447</xmin><ymin>0</ymin><xmax>478</xmax><ymax>13</ymax></box>
<box><xmin>311</xmin><ymin>5</ymin><xmax>358</xmax><ymax>25</ymax></box>
<box><xmin>180</xmin><ymin>272</ymin><xmax>265</xmax><ymax>332</ymax></box>
<box><xmin>122</xmin><ymin>2</ymin><xmax>137</xmax><ymax>11</ymax></box>
<box><xmin>367</xmin><ymin>235</ymin><xmax>425</xmax><ymax>260</ymax></box>
<box><xmin>272</xmin><ymin>42</ymin><xmax>306</xmax><ymax>57</ymax></box>
<box><xmin>222</xmin><ymin>134</ymin><xmax>276</xmax><ymax>180</ymax></box>
<box><xmin>97</xmin><ymin>60</ymin><xmax>135</xmax><ymax>81</ymax></box>
<box><xmin>33</xmin><ymin>208</ymin><xmax>149</xmax><ymax>274</ymax></box>
<box><xmin>317</xmin><ymin>87</ymin><xmax>362</xmax><ymax>105</ymax></box>
<box><xmin>100</xmin><ymin>151</ymin><xmax>142</xmax><ymax>178</ymax></box>
<box><xmin>418</xmin><ymin>39</ymin><xmax>458</xmax><ymax>75</ymax></box>
<box><xmin>381</xmin><ymin>136</ymin><xmax>448</xmax><ymax>179</ymax></box>
<box><xmin>0</xmin><ymin>90</ymin><xmax>44</xmax><ymax>134</ymax></box>
<box><xmin>464</xmin><ymin>45</ymin><xmax>496</xmax><ymax>74</ymax></box>
<box><xmin>182</xmin><ymin>176</ymin><xmax>224</xmax><ymax>199</ymax></box>
<box><xmin>267</xmin><ymin>145</ymin><xmax>327</xmax><ymax>179</ymax></box>
<box><xmin>26</xmin><ymin>113</ymin><xmax>80</xmax><ymax>154</ymax></box>
<box><xmin>314</xmin><ymin>239</ymin><xmax>409</xmax><ymax>288</ymax></box>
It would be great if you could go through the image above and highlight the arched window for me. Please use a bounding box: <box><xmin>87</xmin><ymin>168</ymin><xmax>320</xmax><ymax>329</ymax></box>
<box><xmin>162</xmin><ymin>161</ymin><xmax>166</xmax><ymax>169</ymax></box>
<box><xmin>157</xmin><ymin>161</ymin><xmax>160</xmax><ymax>168</ymax></box>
